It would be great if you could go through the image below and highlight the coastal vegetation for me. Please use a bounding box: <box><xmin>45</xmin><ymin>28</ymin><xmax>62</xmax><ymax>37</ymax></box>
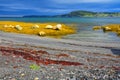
<box><xmin>0</xmin><ymin>21</ymin><xmax>76</xmax><ymax>38</ymax></box>
<box><xmin>93</xmin><ymin>24</ymin><xmax>120</xmax><ymax>36</ymax></box>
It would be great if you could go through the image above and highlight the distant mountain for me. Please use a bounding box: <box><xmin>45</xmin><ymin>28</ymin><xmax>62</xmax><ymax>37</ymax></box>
<box><xmin>23</xmin><ymin>10</ymin><xmax>120</xmax><ymax>17</ymax></box>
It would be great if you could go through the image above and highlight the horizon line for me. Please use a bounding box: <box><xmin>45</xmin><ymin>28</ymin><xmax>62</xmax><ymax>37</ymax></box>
<box><xmin>0</xmin><ymin>10</ymin><xmax>120</xmax><ymax>17</ymax></box>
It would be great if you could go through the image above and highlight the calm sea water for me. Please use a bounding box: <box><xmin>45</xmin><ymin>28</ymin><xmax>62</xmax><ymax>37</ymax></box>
<box><xmin>0</xmin><ymin>17</ymin><xmax>120</xmax><ymax>42</ymax></box>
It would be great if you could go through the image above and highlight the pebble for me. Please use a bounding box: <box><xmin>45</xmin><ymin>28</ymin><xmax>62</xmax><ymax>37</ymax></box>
<box><xmin>46</xmin><ymin>76</ymin><xmax>50</xmax><ymax>79</ymax></box>
<box><xmin>11</xmin><ymin>78</ymin><xmax>16</xmax><ymax>80</ymax></box>
<box><xmin>118</xmin><ymin>74</ymin><xmax>120</xmax><ymax>77</ymax></box>
<box><xmin>60</xmin><ymin>73</ymin><xmax>63</xmax><ymax>76</ymax></box>
<box><xmin>51</xmin><ymin>66</ymin><xmax>54</xmax><ymax>69</ymax></box>
<box><xmin>5</xmin><ymin>62</ymin><xmax>8</xmax><ymax>65</ymax></box>
<box><xmin>21</xmin><ymin>73</ymin><xmax>25</xmax><ymax>77</ymax></box>
<box><xmin>34</xmin><ymin>77</ymin><xmax>39</xmax><ymax>80</ymax></box>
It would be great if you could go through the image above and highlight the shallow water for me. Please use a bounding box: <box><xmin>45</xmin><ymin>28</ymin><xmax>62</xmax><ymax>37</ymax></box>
<box><xmin>0</xmin><ymin>17</ymin><xmax>120</xmax><ymax>42</ymax></box>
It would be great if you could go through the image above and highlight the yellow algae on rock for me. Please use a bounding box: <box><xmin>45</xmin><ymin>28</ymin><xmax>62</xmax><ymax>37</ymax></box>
<box><xmin>93</xmin><ymin>26</ymin><xmax>101</xmax><ymax>30</ymax></box>
<box><xmin>102</xmin><ymin>24</ymin><xmax>120</xmax><ymax>32</ymax></box>
<box><xmin>103</xmin><ymin>26</ymin><xmax>112</xmax><ymax>31</ymax></box>
<box><xmin>15</xmin><ymin>25</ymin><xmax>23</xmax><ymax>30</ymax></box>
<box><xmin>117</xmin><ymin>32</ymin><xmax>120</xmax><ymax>36</ymax></box>
<box><xmin>3</xmin><ymin>24</ymin><xmax>14</xmax><ymax>28</ymax></box>
<box><xmin>0</xmin><ymin>21</ymin><xmax>76</xmax><ymax>38</ymax></box>
<box><xmin>54</xmin><ymin>24</ymin><xmax>62</xmax><ymax>30</ymax></box>
<box><xmin>31</xmin><ymin>24</ymin><xmax>39</xmax><ymax>29</ymax></box>
<box><xmin>93</xmin><ymin>24</ymin><xmax>120</xmax><ymax>37</ymax></box>
<box><xmin>38</xmin><ymin>31</ymin><xmax>46</xmax><ymax>36</ymax></box>
<box><xmin>45</xmin><ymin>25</ymin><xmax>53</xmax><ymax>29</ymax></box>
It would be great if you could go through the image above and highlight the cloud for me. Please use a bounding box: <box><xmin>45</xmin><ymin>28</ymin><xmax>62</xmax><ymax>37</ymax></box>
<box><xmin>0</xmin><ymin>3</ymin><xmax>27</xmax><ymax>11</ymax></box>
<box><xmin>0</xmin><ymin>0</ymin><xmax>119</xmax><ymax>15</ymax></box>
<box><xmin>0</xmin><ymin>0</ymin><xmax>72</xmax><ymax>13</ymax></box>
<box><xmin>0</xmin><ymin>2</ymin><xmax>70</xmax><ymax>14</ymax></box>
<box><xmin>52</xmin><ymin>0</ymin><xmax>116</xmax><ymax>4</ymax></box>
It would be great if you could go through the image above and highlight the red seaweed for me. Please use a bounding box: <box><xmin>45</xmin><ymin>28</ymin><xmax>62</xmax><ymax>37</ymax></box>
<box><xmin>0</xmin><ymin>46</ymin><xmax>83</xmax><ymax>66</ymax></box>
<box><xmin>56</xmin><ymin>53</ymin><xmax>70</xmax><ymax>58</ymax></box>
<box><xmin>112</xmin><ymin>66</ymin><xmax>120</xmax><ymax>71</ymax></box>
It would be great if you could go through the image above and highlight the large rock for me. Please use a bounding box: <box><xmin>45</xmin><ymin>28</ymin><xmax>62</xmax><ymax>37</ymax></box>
<box><xmin>45</xmin><ymin>25</ymin><xmax>53</xmax><ymax>29</ymax></box>
<box><xmin>38</xmin><ymin>31</ymin><xmax>46</xmax><ymax>36</ymax></box>
<box><xmin>31</xmin><ymin>24</ymin><xmax>39</xmax><ymax>29</ymax></box>
<box><xmin>15</xmin><ymin>25</ymin><xmax>23</xmax><ymax>30</ymax></box>
<box><xmin>54</xmin><ymin>24</ymin><xmax>62</xmax><ymax>30</ymax></box>
<box><xmin>103</xmin><ymin>26</ymin><xmax>111</xmax><ymax>31</ymax></box>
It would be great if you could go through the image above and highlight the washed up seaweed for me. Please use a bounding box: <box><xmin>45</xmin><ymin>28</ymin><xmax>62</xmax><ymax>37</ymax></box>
<box><xmin>0</xmin><ymin>46</ymin><xmax>83</xmax><ymax>66</ymax></box>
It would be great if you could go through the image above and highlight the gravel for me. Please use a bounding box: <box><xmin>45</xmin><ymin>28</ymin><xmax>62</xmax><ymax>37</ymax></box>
<box><xmin>0</xmin><ymin>32</ymin><xmax>120</xmax><ymax>80</ymax></box>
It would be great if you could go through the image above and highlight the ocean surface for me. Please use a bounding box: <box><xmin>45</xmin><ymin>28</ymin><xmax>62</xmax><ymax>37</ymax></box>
<box><xmin>0</xmin><ymin>17</ymin><xmax>120</xmax><ymax>42</ymax></box>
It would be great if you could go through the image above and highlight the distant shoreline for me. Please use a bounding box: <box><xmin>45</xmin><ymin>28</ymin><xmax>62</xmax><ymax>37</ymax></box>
<box><xmin>0</xmin><ymin>16</ymin><xmax>120</xmax><ymax>18</ymax></box>
<box><xmin>0</xmin><ymin>10</ymin><xmax>120</xmax><ymax>18</ymax></box>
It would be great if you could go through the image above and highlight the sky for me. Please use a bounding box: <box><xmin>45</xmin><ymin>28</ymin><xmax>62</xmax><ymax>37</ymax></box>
<box><xmin>0</xmin><ymin>0</ymin><xmax>120</xmax><ymax>16</ymax></box>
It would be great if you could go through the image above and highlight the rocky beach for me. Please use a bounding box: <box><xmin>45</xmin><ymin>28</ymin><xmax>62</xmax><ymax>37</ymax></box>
<box><xmin>0</xmin><ymin>31</ymin><xmax>120</xmax><ymax>80</ymax></box>
<box><xmin>0</xmin><ymin>0</ymin><xmax>120</xmax><ymax>79</ymax></box>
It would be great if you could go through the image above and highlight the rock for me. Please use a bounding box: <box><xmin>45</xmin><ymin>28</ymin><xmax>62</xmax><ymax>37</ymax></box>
<box><xmin>103</xmin><ymin>26</ymin><xmax>111</xmax><ymax>31</ymax></box>
<box><xmin>15</xmin><ymin>25</ymin><xmax>23</xmax><ymax>30</ymax></box>
<box><xmin>32</xmin><ymin>25</ymin><xmax>39</xmax><ymax>29</ymax></box>
<box><xmin>3</xmin><ymin>25</ymin><xmax>8</xmax><ymax>28</ymax></box>
<box><xmin>60</xmin><ymin>79</ymin><xmax>65</xmax><ymax>80</ymax></box>
<box><xmin>39</xmin><ymin>31</ymin><xmax>46</xmax><ymax>36</ymax></box>
<box><xmin>46</xmin><ymin>76</ymin><xmax>50</xmax><ymax>79</ymax></box>
<box><xmin>45</xmin><ymin>25</ymin><xmax>53</xmax><ymax>29</ymax></box>
<box><xmin>11</xmin><ymin>78</ymin><xmax>16</xmax><ymax>80</ymax></box>
<box><xmin>21</xmin><ymin>73</ymin><xmax>25</xmax><ymax>77</ymax></box>
<box><xmin>117</xmin><ymin>32</ymin><xmax>120</xmax><ymax>36</ymax></box>
<box><xmin>34</xmin><ymin>77</ymin><xmax>39</xmax><ymax>80</ymax></box>
<box><xmin>103</xmin><ymin>75</ymin><xmax>109</xmax><ymax>79</ymax></box>
<box><xmin>93</xmin><ymin>26</ymin><xmax>101</xmax><ymax>30</ymax></box>
<box><xmin>5</xmin><ymin>62</ymin><xmax>8</xmax><ymax>65</ymax></box>
<box><xmin>9</xmin><ymin>25</ymin><xmax>14</xmax><ymax>28</ymax></box>
<box><xmin>54</xmin><ymin>24</ymin><xmax>62</xmax><ymax>30</ymax></box>
<box><xmin>3</xmin><ymin>25</ymin><xmax>14</xmax><ymax>28</ymax></box>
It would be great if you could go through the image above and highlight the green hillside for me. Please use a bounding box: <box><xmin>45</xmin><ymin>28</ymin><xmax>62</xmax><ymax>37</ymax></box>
<box><xmin>59</xmin><ymin>10</ymin><xmax>120</xmax><ymax>17</ymax></box>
